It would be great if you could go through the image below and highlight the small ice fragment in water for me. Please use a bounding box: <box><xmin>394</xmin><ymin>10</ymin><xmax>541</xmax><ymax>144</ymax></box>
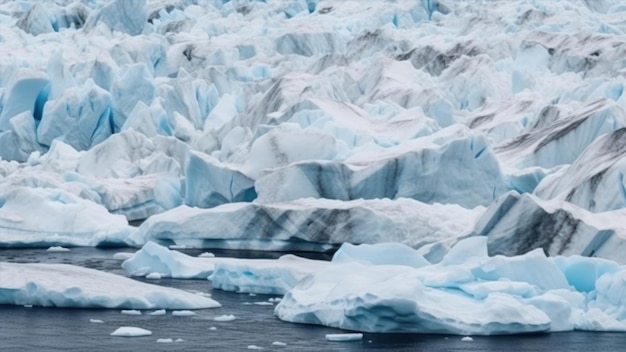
<box><xmin>172</xmin><ymin>310</ymin><xmax>196</xmax><ymax>316</ymax></box>
<box><xmin>121</xmin><ymin>309</ymin><xmax>142</xmax><ymax>315</ymax></box>
<box><xmin>199</xmin><ymin>252</ymin><xmax>215</xmax><ymax>257</ymax></box>
<box><xmin>209</xmin><ymin>327</ymin><xmax>217</xmax><ymax>330</ymax></box>
<box><xmin>253</xmin><ymin>302</ymin><xmax>273</xmax><ymax>306</ymax></box>
<box><xmin>249</xmin><ymin>293</ymin><xmax>256</xmax><ymax>296</ymax></box>
<box><xmin>247</xmin><ymin>345</ymin><xmax>263</xmax><ymax>350</ymax></box>
<box><xmin>169</xmin><ymin>244</ymin><xmax>187</xmax><ymax>249</ymax></box>
<box><xmin>272</xmin><ymin>341</ymin><xmax>287</xmax><ymax>346</ymax></box>
<box><xmin>145</xmin><ymin>272</ymin><xmax>162</xmax><ymax>280</ymax></box>
<box><xmin>213</xmin><ymin>314</ymin><xmax>236</xmax><ymax>322</ymax></box>
<box><xmin>113</xmin><ymin>252</ymin><xmax>134</xmax><ymax>260</ymax></box>
<box><xmin>47</xmin><ymin>246</ymin><xmax>70</xmax><ymax>252</ymax></box>
<box><xmin>462</xmin><ymin>336</ymin><xmax>474</xmax><ymax>341</ymax></box>
<box><xmin>175</xmin><ymin>338</ymin><xmax>184</xmax><ymax>342</ymax></box>
<box><xmin>23</xmin><ymin>304</ymin><xmax>33</xmax><ymax>308</ymax></box>
<box><xmin>325</xmin><ymin>333</ymin><xmax>363</xmax><ymax>342</ymax></box>
<box><xmin>90</xmin><ymin>319</ymin><xmax>104</xmax><ymax>323</ymax></box>
<box><xmin>268</xmin><ymin>297</ymin><xmax>281</xmax><ymax>302</ymax></box>
<box><xmin>149</xmin><ymin>309</ymin><xmax>166</xmax><ymax>316</ymax></box>
<box><xmin>157</xmin><ymin>338</ymin><xmax>173</xmax><ymax>343</ymax></box>
<box><xmin>110</xmin><ymin>327</ymin><xmax>152</xmax><ymax>337</ymax></box>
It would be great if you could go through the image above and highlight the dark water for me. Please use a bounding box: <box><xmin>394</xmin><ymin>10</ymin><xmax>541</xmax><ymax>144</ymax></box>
<box><xmin>0</xmin><ymin>248</ymin><xmax>624</xmax><ymax>351</ymax></box>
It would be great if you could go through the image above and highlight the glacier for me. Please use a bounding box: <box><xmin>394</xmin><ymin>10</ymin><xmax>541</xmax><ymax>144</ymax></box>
<box><xmin>1</xmin><ymin>0</ymin><xmax>626</xmax><ymax>337</ymax></box>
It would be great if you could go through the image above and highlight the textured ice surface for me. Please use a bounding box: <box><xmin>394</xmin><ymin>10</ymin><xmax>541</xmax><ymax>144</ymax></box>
<box><xmin>133</xmin><ymin>198</ymin><xmax>482</xmax><ymax>253</ymax></box>
<box><xmin>0</xmin><ymin>262</ymin><xmax>220</xmax><ymax>309</ymax></box>
<box><xmin>122</xmin><ymin>241</ymin><xmax>328</xmax><ymax>294</ymax></box>
<box><xmin>0</xmin><ymin>0</ymin><xmax>626</xmax><ymax>257</ymax></box>
<box><xmin>474</xmin><ymin>191</ymin><xmax>626</xmax><ymax>263</ymax></box>
<box><xmin>276</xmin><ymin>238</ymin><xmax>626</xmax><ymax>334</ymax></box>
<box><xmin>0</xmin><ymin>185</ymin><xmax>135</xmax><ymax>247</ymax></box>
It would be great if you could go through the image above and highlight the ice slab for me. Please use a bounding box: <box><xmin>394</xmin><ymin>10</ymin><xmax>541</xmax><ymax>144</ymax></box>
<box><xmin>0</xmin><ymin>262</ymin><xmax>220</xmax><ymax>309</ymax></box>
<box><xmin>275</xmin><ymin>239</ymin><xmax>626</xmax><ymax>334</ymax></box>
<box><xmin>474</xmin><ymin>191</ymin><xmax>626</xmax><ymax>263</ymax></box>
<box><xmin>110</xmin><ymin>327</ymin><xmax>152</xmax><ymax>337</ymax></box>
<box><xmin>133</xmin><ymin>198</ymin><xmax>482</xmax><ymax>253</ymax></box>
<box><xmin>0</xmin><ymin>185</ymin><xmax>136</xmax><ymax>248</ymax></box>
<box><xmin>122</xmin><ymin>241</ymin><xmax>328</xmax><ymax>295</ymax></box>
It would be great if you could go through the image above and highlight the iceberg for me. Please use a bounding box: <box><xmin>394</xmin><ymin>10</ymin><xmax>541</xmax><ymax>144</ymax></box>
<box><xmin>256</xmin><ymin>126</ymin><xmax>507</xmax><ymax>208</ymax></box>
<box><xmin>132</xmin><ymin>197</ymin><xmax>483</xmax><ymax>252</ymax></box>
<box><xmin>275</xmin><ymin>238</ymin><xmax>626</xmax><ymax>334</ymax></box>
<box><xmin>120</xmin><ymin>239</ymin><xmax>626</xmax><ymax>334</ymax></box>
<box><xmin>2</xmin><ymin>0</ymin><xmax>626</xmax><ymax>337</ymax></box>
<box><xmin>122</xmin><ymin>241</ymin><xmax>329</xmax><ymax>295</ymax></box>
<box><xmin>473</xmin><ymin>191</ymin><xmax>626</xmax><ymax>263</ymax></box>
<box><xmin>0</xmin><ymin>185</ymin><xmax>135</xmax><ymax>248</ymax></box>
<box><xmin>534</xmin><ymin>128</ymin><xmax>626</xmax><ymax>212</ymax></box>
<box><xmin>0</xmin><ymin>262</ymin><xmax>220</xmax><ymax>309</ymax></box>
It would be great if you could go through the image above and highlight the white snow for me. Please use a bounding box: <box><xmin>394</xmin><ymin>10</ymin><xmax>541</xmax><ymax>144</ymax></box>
<box><xmin>145</xmin><ymin>272</ymin><xmax>162</xmax><ymax>280</ymax></box>
<box><xmin>213</xmin><ymin>314</ymin><xmax>236</xmax><ymax>322</ymax></box>
<box><xmin>113</xmin><ymin>252</ymin><xmax>134</xmax><ymax>260</ymax></box>
<box><xmin>172</xmin><ymin>310</ymin><xmax>196</xmax><ymax>317</ymax></box>
<box><xmin>0</xmin><ymin>262</ymin><xmax>220</xmax><ymax>309</ymax></box>
<box><xmin>325</xmin><ymin>333</ymin><xmax>363</xmax><ymax>342</ymax></box>
<box><xmin>110</xmin><ymin>327</ymin><xmax>152</xmax><ymax>337</ymax></box>
<box><xmin>46</xmin><ymin>246</ymin><xmax>70</xmax><ymax>252</ymax></box>
<box><xmin>121</xmin><ymin>310</ymin><xmax>141</xmax><ymax>316</ymax></box>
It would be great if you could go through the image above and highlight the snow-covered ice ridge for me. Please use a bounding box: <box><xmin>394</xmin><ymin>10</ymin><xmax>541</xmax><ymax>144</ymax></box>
<box><xmin>2</xmin><ymin>0</ymin><xmax>626</xmax><ymax>261</ymax></box>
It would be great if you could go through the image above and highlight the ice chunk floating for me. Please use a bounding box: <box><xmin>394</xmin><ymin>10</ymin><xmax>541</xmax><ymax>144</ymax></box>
<box><xmin>0</xmin><ymin>262</ymin><xmax>220</xmax><ymax>309</ymax></box>
<box><xmin>275</xmin><ymin>239</ymin><xmax>626</xmax><ymax>335</ymax></box>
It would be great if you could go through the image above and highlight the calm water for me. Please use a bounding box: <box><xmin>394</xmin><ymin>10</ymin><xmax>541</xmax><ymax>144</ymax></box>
<box><xmin>1</xmin><ymin>248</ymin><xmax>624</xmax><ymax>351</ymax></box>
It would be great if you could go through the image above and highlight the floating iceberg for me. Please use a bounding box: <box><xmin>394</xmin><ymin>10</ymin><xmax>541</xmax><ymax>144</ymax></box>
<box><xmin>0</xmin><ymin>262</ymin><xmax>220</xmax><ymax>309</ymax></box>
<box><xmin>122</xmin><ymin>241</ymin><xmax>328</xmax><ymax>295</ymax></box>
<box><xmin>275</xmin><ymin>238</ymin><xmax>626</xmax><ymax>335</ymax></box>
<box><xmin>0</xmin><ymin>185</ymin><xmax>135</xmax><ymax>247</ymax></box>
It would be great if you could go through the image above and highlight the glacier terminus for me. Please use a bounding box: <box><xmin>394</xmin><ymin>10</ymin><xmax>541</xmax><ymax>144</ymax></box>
<box><xmin>1</xmin><ymin>0</ymin><xmax>626</xmax><ymax>343</ymax></box>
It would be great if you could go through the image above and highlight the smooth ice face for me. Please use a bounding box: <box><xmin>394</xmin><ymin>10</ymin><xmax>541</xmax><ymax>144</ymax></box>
<box><xmin>0</xmin><ymin>262</ymin><xmax>220</xmax><ymax>309</ymax></box>
<box><xmin>275</xmin><ymin>239</ymin><xmax>626</xmax><ymax>335</ymax></box>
